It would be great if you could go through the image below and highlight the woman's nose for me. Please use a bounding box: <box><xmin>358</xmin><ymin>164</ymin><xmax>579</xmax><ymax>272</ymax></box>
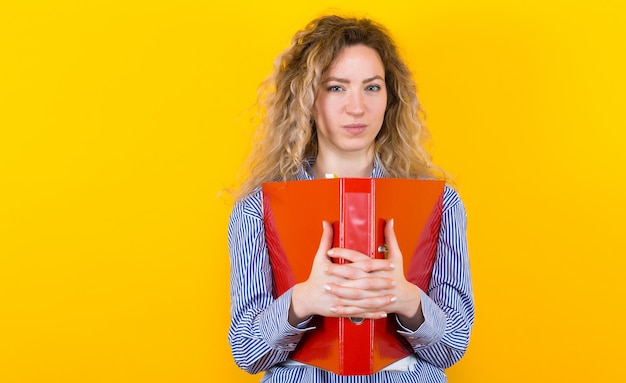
<box><xmin>346</xmin><ymin>91</ymin><xmax>365</xmax><ymax>115</ymax></box>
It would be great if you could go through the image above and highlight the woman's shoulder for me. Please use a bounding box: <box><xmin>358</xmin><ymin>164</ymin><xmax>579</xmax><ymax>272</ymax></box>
<box><xmin>231</xmin><ymin>187</ymin><xmax>263</xmax><ymax>220</ymax></box>
<box><xmin>443</xmin><ymin>183</ymin><xmax>461</xmax><ymax>204</ymax></box>
<box><xmin>442</xmin><ymin>183</ymin><xmax>467</xmax><ymax>217</ymax></box>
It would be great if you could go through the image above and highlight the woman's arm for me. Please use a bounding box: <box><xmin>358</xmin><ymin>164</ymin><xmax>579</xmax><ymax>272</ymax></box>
<box><xmin>397</xmin><ymin>186</ymin><xmax>475</xmax><ymax>368</ymax></box>
<box><xmin>227</xmin><ymin>192</ymin><xmax>312</xmax><ymax>374</ymax></box>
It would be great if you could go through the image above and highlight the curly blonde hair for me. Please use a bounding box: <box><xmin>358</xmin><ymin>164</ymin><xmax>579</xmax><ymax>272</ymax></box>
<box><xmin>235</xmin><ymin>15</ymin><xmax>446</xmax><ymax>198</ymax></box>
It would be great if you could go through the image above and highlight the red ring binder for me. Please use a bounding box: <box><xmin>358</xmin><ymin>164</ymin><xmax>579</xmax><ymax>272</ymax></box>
<box><xmin>262</xmin><ymin>178</ymin><xmax>444</xmax><ymax>375</ymax></box>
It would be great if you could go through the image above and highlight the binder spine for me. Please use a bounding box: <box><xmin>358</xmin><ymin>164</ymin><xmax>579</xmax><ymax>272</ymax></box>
<box><xmin>337</xmin><ymin>178</ymin><xmax>376</xmax><ymax>375</ymax></box>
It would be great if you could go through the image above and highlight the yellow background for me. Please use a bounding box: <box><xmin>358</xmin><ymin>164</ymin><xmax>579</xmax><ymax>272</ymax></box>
<box><xmin>1</xmin><ymin>0</ymin><xmax>625</xmax><ymax>382</ymax></box>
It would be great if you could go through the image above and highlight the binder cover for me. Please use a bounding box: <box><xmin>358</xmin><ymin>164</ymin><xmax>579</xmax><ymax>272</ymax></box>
<box><xmin>262</xmin><ymin>178</ymin><xmax>445</xmax><ymax>375</ymax></box>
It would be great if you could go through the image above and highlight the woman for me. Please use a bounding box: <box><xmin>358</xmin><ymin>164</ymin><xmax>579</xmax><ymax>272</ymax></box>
<box><xmin>228</xmin><ymin>14</ymin><xmax>474</xmax><ymax>382</ymax></box>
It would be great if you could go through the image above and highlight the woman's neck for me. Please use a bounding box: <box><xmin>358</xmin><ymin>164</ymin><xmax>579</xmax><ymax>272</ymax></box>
<box><xmin>312</xmin><ymin>151</ymin><xmax>375</xmax><ymax>179</ymax></box>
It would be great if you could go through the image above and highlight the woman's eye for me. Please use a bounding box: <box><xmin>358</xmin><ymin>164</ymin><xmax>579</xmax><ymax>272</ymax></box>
<box><xmin>328</xmin><ymin>85</ymin><xmax>343</xmax><ymax>92</ymax></box>
<box><xmin>366</xmin><ymin>84</ymin><xmax>381</xmax><ymax>91</ymax></box>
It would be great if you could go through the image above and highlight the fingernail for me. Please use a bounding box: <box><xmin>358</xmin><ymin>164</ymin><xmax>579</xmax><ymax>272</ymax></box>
<box><xmin>327</xmin><ymin>249</ymin><xmax>334</xmax><ymax>255</ymax></box>
<box><xmin>389</xmin><ymin>262</ymin><xmax>395</xmax><ymax>269</ymax></box>
<box><xmin>390</xmin><ymin>218</ymin><xmax>394</xmax><ymax>228</ymax></box>
<box><xmin>391</xmin><ymin>280</ymin><xmax>396</xmax><ymax>287</ymax></box>
<box><xmin>323</xmin><ymin>284</ymin><xmax>331</xmax><ymax>291</ymax></box>
<box><xmin>390</xmin><ymin>296</ymin><xmax>397</xmax><ymax>303</ymax></box>
<box><xmin>330</xmin><ymin>307</ymin><xmax>338</xmax><ymax>313</ymax></box>
<box><xmin>380</xmin><ymin>312</ymin><xmax>387</xmax><ymax>318</ymax></box>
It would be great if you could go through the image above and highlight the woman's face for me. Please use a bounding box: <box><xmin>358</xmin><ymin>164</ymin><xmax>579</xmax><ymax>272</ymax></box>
<box><xmin>313</xmin><ymin>44</ymin><xmax>387</xmax><ymax>157</ymax></box>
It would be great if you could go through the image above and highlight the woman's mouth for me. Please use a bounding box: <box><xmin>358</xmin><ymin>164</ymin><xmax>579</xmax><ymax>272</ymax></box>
<box><xmin>343</xmin><ymin>123</ymin><xmax>367</xmax><ymax>134</ymax></box>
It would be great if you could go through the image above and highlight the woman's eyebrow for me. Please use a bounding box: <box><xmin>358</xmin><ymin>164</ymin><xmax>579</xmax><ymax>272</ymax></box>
<box><xmin>321</xmin><ymin>75</ymin><xmax>385</xmax><ymax>84</ymax></box>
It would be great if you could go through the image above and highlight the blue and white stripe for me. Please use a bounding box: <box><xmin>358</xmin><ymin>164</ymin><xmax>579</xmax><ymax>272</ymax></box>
<box><xmin>227</xmin><ymin>159</ymin><xmax>474</xmax><ymax>382</ymax></box>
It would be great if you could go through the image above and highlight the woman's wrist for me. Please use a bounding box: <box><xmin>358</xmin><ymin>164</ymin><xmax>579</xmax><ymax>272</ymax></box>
<box><xmin>395</xmin><ymin>283</ymin><xmax>425</xmax><ymax>331</ymax></box>
<box><xmin>288</xmin><ymin>283</ymin><xmax>311</xmax><ymax>326</ymax></box>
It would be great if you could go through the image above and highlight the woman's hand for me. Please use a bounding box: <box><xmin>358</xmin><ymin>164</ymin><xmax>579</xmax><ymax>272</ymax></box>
<box><xmin>290</xmin><ymin>219</ymin><xmax>425</xmax><ymax>330</ymax></box>
<box><xmin>378</xmin><ymin>218</ymin><xmax>425</xmax><ymax>330</ymax></box>
<box><xmin>288</xmin><ymin>220</ymin><xmax>341</xmax><ymax>324</ymax></box>
<box><xmin>289</xmin><ymin>220</ymin><xmax>391</xmax><ymax>323</ymax></box>
<box><xmin>324</xmin><ymin>219</ymin><xmax>425</xmax><ymax>329</ymax></box>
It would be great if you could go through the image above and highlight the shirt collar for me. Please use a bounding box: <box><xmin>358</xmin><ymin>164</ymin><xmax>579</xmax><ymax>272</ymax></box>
<box><xmin>297</xmin><ymin>156</ymin><xmax>386</xmax><ymax>181</ymax></box>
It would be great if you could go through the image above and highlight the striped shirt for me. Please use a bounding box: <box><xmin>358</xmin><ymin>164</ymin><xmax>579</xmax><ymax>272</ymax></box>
<box><xmin>227</xmin><ymin>159</ymin><xmax>474</xmax><ymax>382</ymax></box>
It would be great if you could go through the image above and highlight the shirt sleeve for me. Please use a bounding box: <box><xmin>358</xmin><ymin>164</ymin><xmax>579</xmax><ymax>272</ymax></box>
<box><xmin>227</xmin><ymin>191</ymin><xmax>314</xmax><ymax>374</ymax></box>
<box><xmin>396</xmin><ymin>185</ymin><xmax>475</xmax><ymax>369</ymax></box>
